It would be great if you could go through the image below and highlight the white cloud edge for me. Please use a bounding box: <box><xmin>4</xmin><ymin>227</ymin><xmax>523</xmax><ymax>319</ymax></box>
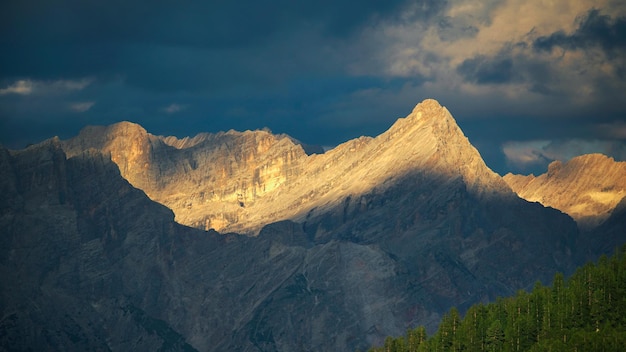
<box><xmin>0</xmin><ymin>80</ymin><xmax>34</xmax><ymax>95</ymax></box>
<box><xmin>0</xmin><ymin>78</ymin><xmax>93</xmax><ymax>96</ymax></box>
<box><xmin>162</xmin><ymin>103</ymin><xmax>187</xmax><ymax>114</ymax></box>
<box><xmin>69</xmin><ymin>101</ymin><xmax>96</xmax><ymax>113</ymax></box>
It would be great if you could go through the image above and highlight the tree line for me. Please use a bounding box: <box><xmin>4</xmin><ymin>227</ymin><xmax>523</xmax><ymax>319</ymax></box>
<box><xmin>364</xmin><ymin>246</ymin><xmax>626</xmax><ymax>352</ymax></box>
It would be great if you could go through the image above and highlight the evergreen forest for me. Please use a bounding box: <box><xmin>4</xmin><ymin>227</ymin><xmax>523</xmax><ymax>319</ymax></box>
<box><xmin>365</xmin><ymin>247</ymin><xmax>626</xmax><ymax>352</ymax></box>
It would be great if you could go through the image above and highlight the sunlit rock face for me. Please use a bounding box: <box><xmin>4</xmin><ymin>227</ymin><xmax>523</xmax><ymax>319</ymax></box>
<box><xmin>504</xmin><ymin>154</ymin><xmax>626</xmax><ymax>230</ymax></box>
<box><xmin>4</xmin><ymin>99</ymin><xmax>604</xmax><ymax>351</ymax></box>
<box><xmin>62</xmin><ymin>99</ymin><xmax>514</xmax><ymax>235</ymax></box>
<box><xmin>61</xmin><ymin>121</ymin><xmax>159</xmax><ymax>192</ymax></box>
<box><xmin>63</xmin><ymin>125</ymin><xmax>311</xmax><ymax>233</ymax></box>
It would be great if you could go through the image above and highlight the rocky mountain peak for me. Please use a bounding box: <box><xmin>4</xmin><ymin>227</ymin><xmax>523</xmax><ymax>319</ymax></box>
<box><xmin>394</xmin><ymin>99</ymin><xmax>511</xmax><ymax>198</ymax></box>
<box><xmin>504</xmin><ymin>153</ymin><xmax>626</xmax><ymax>229</ymax></box>
<box><xmin>2</xmin><ymin>99</ymin><xmax>594</xmax><ymax>352</ymax></box>
<box><xmin>62</xmin><ymin>121</ymin><xmax>161</xmax><ymax>192</ymax></box>
<box><xmin>411</xmin><ymin>98</ymin><xmax>446</xmax><ymax>114</ymax></box>
<box><xmin>406</xmin><ymin>99</ymin><xmax>464</xmax><ymax>142</ymax></box>
<box><xmin>56</xmin><ymin>99</ymin><xmax>517</xmax><ymax>234</ymax></box>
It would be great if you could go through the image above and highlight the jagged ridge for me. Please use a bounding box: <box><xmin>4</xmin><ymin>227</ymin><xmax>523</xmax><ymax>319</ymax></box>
<box><xmin>62</xmin><ymin>99</ymin><xmax>514</xmax><ymax>235</ymax></box>
<box><xmin>504</xmin><ymin>154</ymin><xmax>626</xmax><ymax>229</ymax></box>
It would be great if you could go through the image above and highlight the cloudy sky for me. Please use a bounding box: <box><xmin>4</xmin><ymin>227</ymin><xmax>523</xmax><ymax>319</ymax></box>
<box><xmin>1</xmin><ymin>0</ymin><xmax>625</xmax><ymax>174</ymax></box>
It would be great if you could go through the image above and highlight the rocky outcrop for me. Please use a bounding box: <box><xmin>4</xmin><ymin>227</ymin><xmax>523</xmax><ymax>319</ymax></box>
<box><xmin>504</xmin><ymin>154</ymin><xmax>626</xmax><ymax>229</ymax></box>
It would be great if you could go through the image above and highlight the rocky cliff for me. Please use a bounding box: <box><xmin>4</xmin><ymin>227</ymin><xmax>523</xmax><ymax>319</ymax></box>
<box><xmin>63</xmin><ymin>123</ymin><xmax>312</xmax><ymax>233</ymax></box>
<box><xmin>504</xmin><ymin>154</ymin><xmax>626</xmax><ymax>230</ymax></box>
<box><xmin>1</xmin><ymin>99</ymin><xmax>596</xmax><ymax>351</ymax></box>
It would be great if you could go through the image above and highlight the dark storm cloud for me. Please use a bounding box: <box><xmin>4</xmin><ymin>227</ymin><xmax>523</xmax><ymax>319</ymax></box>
<box><xmin>533</xmin><ymin>9</ymin><xmax>626</xmax><ymax>56</ymax></box>
<box><xmin>2</xmin><ymin>0</ymin><xmax>626</xmax><ymax>176</ymax></box>
<box><xmin>0</xmin><ymin>0</ymin><xmax>412</xmax><ymax>83</ymax></box>
<box><xmin>456</xmin><ymin>54</ymin><xmax>514</xmax><ymax>84</ymax></box>
<box><xmin>454</xmin><ymin>39</ymin><xmax>571</xmax><ymax>90</ymax></box>
<box><xmin>1</xmin><ymin>0</ymin><xmax>397</xmax><ymax>47</ymax></box>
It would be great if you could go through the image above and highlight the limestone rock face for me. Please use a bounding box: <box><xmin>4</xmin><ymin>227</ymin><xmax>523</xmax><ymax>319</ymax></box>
<box><xmin>62</xmin><ymin>99</ymin><xmax>514</xmax><ymax>235</ymax></box>
<box><xmin>61</xmin><ymin>121</ymin><xmax>161</xmax><ymax>192</ymax></box>
<box><xmin>63</xmin><ymin>124</ymin><xmax>311</xmax><ymax>233</ymax></box>
<box><xmin>504</xmin><ymin>154</ymin><xmax>626</xmax><ymax>229</ymax></box>
<box><xmin>0</xmin><ymin>138</ymin><xmax>579</xmax><ymax>352</ymax></box>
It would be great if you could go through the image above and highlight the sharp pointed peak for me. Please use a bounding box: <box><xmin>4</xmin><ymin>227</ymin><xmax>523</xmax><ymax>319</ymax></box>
<box><xmin>385</xmin><ymin>99</ymin><xmax>466</xmax><ymax>147</ymax></box>
<box><xmin>411</xmin><ymin>98</ymin><xmax>446</xmax><ymax>113</ymax></box>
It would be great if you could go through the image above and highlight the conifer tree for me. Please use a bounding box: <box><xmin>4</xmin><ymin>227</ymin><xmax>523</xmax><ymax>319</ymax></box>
<box><xmin>362</xmin><ymin>247</ymin><xmax>626</xmax><ymax>352</ymax></box>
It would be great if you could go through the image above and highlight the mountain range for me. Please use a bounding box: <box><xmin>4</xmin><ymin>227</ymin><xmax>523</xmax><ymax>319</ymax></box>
<box><xmin>1</xmin><ymin>99</ymin><xmax>624</xmax><ymax>351</ymax></box>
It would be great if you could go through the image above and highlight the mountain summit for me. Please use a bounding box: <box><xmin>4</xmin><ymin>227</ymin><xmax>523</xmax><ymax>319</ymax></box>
<box><xmin>63</xmin><ymin>99</ymin><xmax>513</xmax><ymax>235</ymax></box>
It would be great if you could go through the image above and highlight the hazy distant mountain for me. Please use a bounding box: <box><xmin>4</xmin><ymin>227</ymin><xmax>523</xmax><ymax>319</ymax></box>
<box><xmin>1</xmin><ymin>99</ymin><xmax>613</xmax><ymax>351</ymax></box>
<box><xmin>501</xmin><ymin>154</ymin><xmax>626</xmax><ymax>259</ymax></box>
<box><xmin>589</xmin><ymin>196</ymin><xmax>626</xmax><ymax>256</ymax></box>
<box><xmin>504</xmin><ymin>154</ymin><xmax>626</xmax><ymax>230</ymax></box>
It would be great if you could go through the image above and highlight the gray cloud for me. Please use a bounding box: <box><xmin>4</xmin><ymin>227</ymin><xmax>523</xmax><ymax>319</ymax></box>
<box><xmin>503</xmin><ymin>139</ymin><xmax>626</xmax><ymax>174</ymax></box>
<box><xmin>437</xmin><ymin>16</ymin><xmax>479</xmax><ymax>42</ymax></box>
<box><xmin>0</xmin><ymin>0</ymin><xmax>414</xmax><ymax>81</ymax></box>
<box><xmin>533</xmin><ymin>9</ymin><xmax>626</xmax><ymax>56</ymax></box>
<box><xmin>457</xmin><ymin>54</ymin><xmax>514</xmax><ymax>84</ymax></box>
